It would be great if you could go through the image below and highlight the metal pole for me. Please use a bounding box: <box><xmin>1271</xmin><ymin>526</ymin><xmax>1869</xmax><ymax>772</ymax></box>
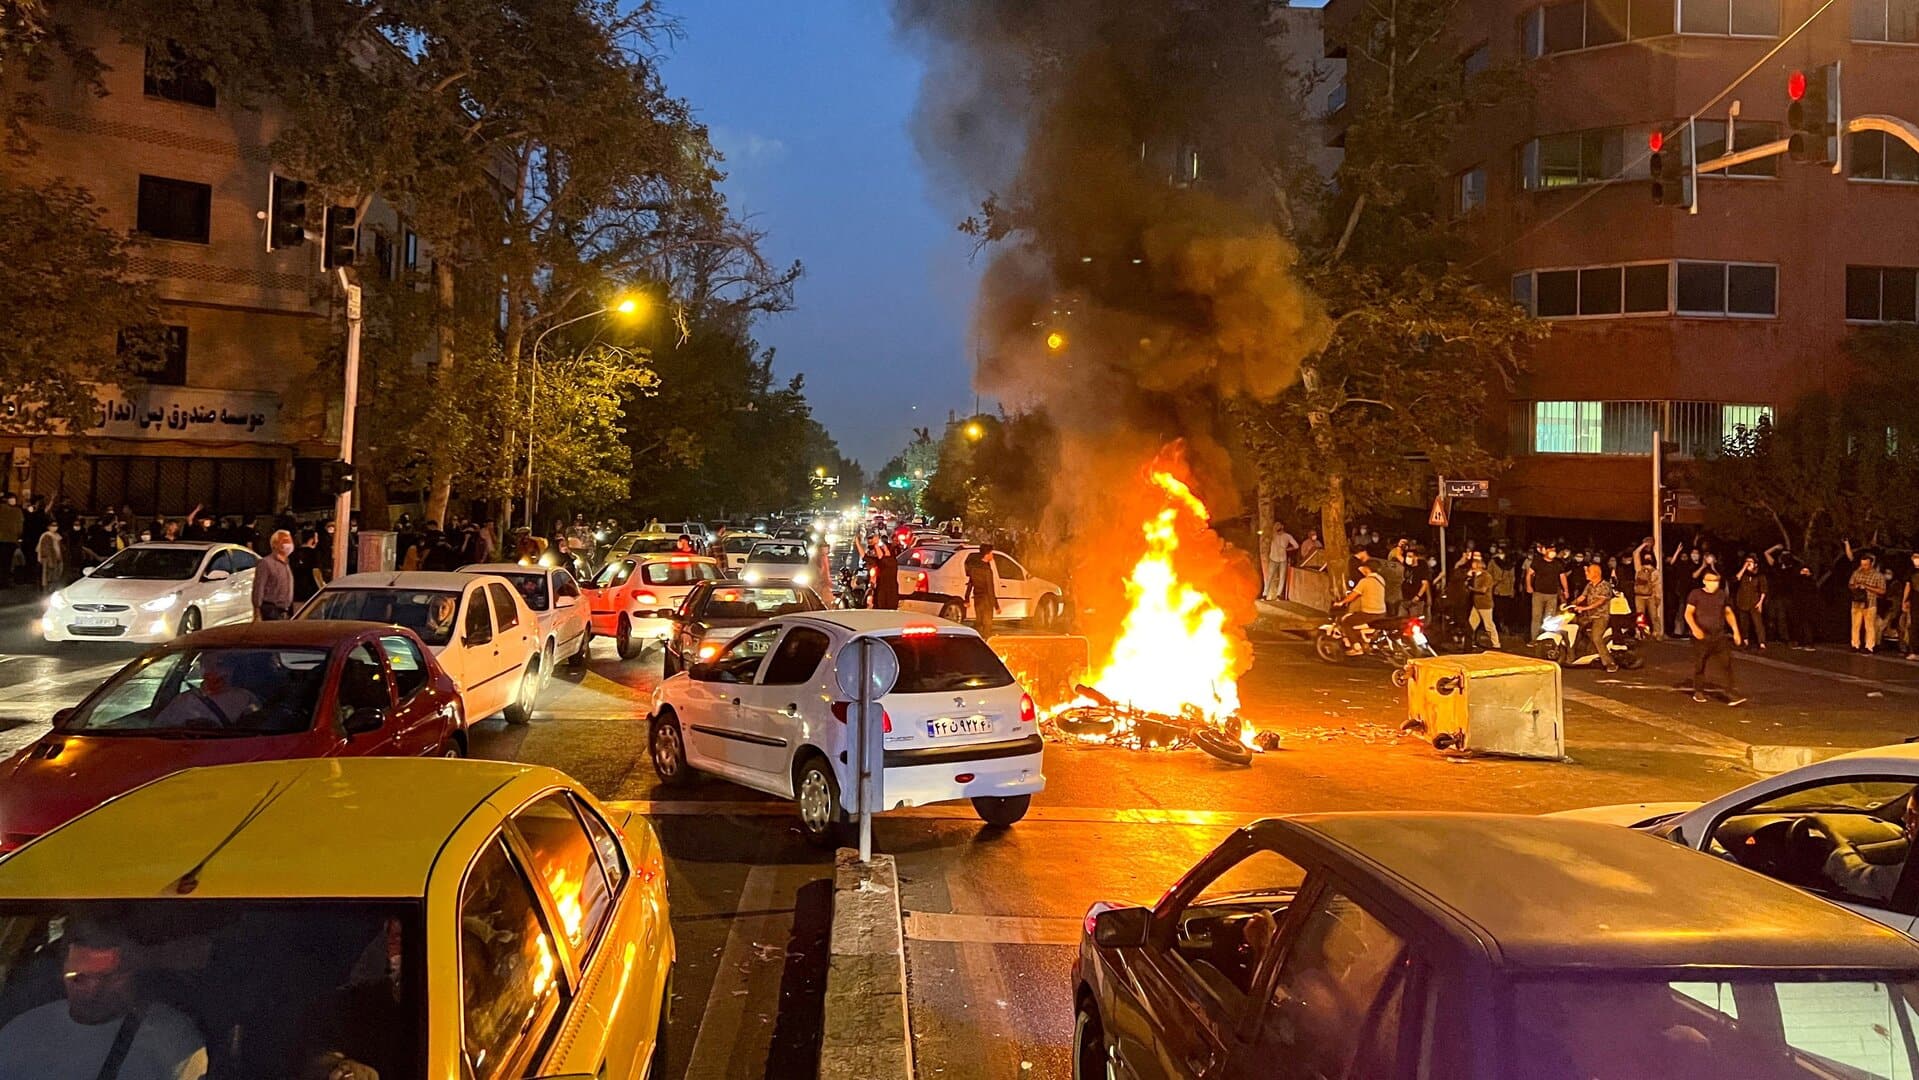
<box><xmin>857</xmin><ymin>637</ymin><xmax>874</xmax><ymax>863</ymax></box>
<box><xmin>524</xmin><ymin>307</ymin><xmax>607</xmax><ymax>539</ymax></box>
<box><xmin>1436</xmin><ymin>475</ymin><xmax>1447</xmax><ymax>601</ymax></box>
<box><xmin>1652</xmin><ymin>429</ymin><xmax>1665</xmax><ymax>636</ymax></box>
<box><xmin>333</xmin><ymin>268</ymin><xmax>361</xmax><ymax>581</ymax></box>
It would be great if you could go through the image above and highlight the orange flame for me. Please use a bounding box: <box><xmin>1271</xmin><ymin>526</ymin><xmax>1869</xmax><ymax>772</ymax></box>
<box><xmin>1083</xmin><ymin>469</ymin><xmax>1245</xmax><ymax>720</ymax></box>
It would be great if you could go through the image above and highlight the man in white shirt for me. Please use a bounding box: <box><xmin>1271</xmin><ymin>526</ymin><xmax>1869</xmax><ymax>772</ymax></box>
<box><xmin>1264</xmin><ymin>522</ymin><xmax>1299</xmax><ymax>602</ymax></box>
<box><xmin>0</xmin><ymin>922</ymin><xmax>206</xmax><ymax>1080</ymax></box>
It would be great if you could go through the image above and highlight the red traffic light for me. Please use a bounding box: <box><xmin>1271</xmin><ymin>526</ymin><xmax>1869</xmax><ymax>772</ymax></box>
<box><xmin>1648</xmin><ymin>130</ymin><xmax>1664</xmax><ymax>153</ymax></box>
<box><xmin>1788</xmin><ymin>70</ymin><xmax>1807</xmax><ymax>101</ymax></box>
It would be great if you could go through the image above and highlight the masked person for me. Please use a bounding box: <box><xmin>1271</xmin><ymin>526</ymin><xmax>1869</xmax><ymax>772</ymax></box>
<box><xmin>0</xmin><ymin>921</ymin><xmax>207</xmax><ymax>1080</ymax></box>
<box><xmin>1847</xmin><ymin>543</ymin><xmax>1889</xmax><ymax>654</ymax></box>
<box><xmin>1466</xmin><ymin>554</ymin><xmax>1499</xmax><ymax>649</ymax></box>
<box><xmin>252</xmin><ymin>529</ymin><xmax>297</xmax><ymax>621</ymax></box>
<box><xmin>963</xmin><ymin>545</ymin><xmax>1000</xmax><ymax>637</ymax></box>
<box><xmin>1336</xmin><ymin>561</ymin><xmax>1390</xmax><ymax>654</ymax></box>
<box><xmin>1685</xmin><ymin>569</ymin><xmax>1746</xmax><ymax>706</ymax></box>
<box><xmin>1568</xmin><ymin>562</ymin><xmax>1617</xmax><ymax>671</ymax></box>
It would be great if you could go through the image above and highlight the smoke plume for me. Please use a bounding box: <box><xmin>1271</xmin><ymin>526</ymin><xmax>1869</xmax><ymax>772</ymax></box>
<box><xmin>893</xmin><ymin>0</ymin><xmax>1331</xmax><ymax>657</ymax></box>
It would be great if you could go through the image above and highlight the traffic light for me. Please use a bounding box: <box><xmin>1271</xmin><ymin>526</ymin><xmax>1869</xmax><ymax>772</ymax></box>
<box><xmin>267</xmin><ymin>174</ymin><xmax>308</xmax><ymax>251</ymax></box>
<box><xmin>322</xmin><ymin>206</ymin><xmax>358</xmax><ymax>270</ymax></box>
<box><xmin>320</xmin><ymin>459</ymin><xmax>355</xmax><ymax>495</ymax></box>
<box><xmin>1660</xmin><ymin>487</ymin><xmax>1678</xmax><ymax>523</ymax></box>
<box><xmin>1787</xmin><ymin>63</ymin><xmax>1840</xmax><ymax>165</ymax></box>
<box><xmin>1649</xmin><ymin>130</ymin><xmax>1691</xmax><ymax>209</ymax></box>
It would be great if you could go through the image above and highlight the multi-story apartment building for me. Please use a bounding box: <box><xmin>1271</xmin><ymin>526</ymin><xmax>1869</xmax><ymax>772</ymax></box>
<box><xmin>0</xmin><ymin>20</ymin><xmax>418</xmax><ymax>518</ymax></box>
<box><xmin>1325</xmin><ymin>0</ymin><xmax>1919</xmax><ymax>528</ymax></box>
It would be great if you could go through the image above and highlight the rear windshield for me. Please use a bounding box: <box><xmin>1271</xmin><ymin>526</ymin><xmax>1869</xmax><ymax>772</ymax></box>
<box><xmin>902</xmin><ymin>547</ymin><xmax>956</xmax><ymax>569</ymax></box>
<box><xmin>748</xmin><ymin>543</ymin><xmax>809</xmax><ymax>564</ymax></box>
<box><xmin>1506</xmin><ymin>974</ymin><xmax>1919</xmax><ymax>1079</ymax></box>
<box><xmin>641</xmin><ymin>562</ymin><xmax>716</xmax><ymax>586</ymax></box>
<box><xmin>300</xmin><ymin>588</ymin><xmax>462</xmax><ymax>647</ymax></box>
<box><xmin>883</xmin><ymin>633</ymin><xmax>1015</xmax><ymax>694</ymax></box>
<box><xmin>63</xmin><ymin>647</ymin><xmax>330</xmax><ymax>736</ymax></box>
<box><xmin>695</xmin><ymin>587</ymin><xmax>821</xmax><ymax>620</ymax></box>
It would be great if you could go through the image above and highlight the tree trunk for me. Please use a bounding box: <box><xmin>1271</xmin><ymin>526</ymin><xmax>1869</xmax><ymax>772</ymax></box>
<box><xmin>360</xmin><ymin>477</ymin><xmax>392</xmax><ymax>531</ymax></box>
<box><xmin>424</xmin><ymin>259</ymin><xmax>457</xmax><ymax>527</ymax></box>
<box><xmin>1300</xmin><ymin>362</ymin><xmax>1350</xmax><ymax>588</ymax></box>
<box><xmin>501</xmin><ymin>286</ymin><xmax>526</xmax><ymax>534</ymax></box>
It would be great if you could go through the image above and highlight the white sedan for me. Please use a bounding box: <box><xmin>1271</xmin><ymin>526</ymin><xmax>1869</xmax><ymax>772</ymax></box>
<box><xmin>298</xmin><ymin>571</ymin><xmax>545</xmax><ymax>725</ymax></box>
<box><xmin>42</xmin><ymin>542</ymin><xmax>259</xmax><ymax>643</ymax></box>
<box><xmin>1559</xmin><ymin>743</ymin><xmax>1919</xmax><ymax>935</ymax></box>
<box><xmin>460</xmin><ymin>562</ymin><xmax>593</xmax><ymax>674</ymax></box>
<box><xmin>646</xmin><ymin>610</ymin><xmax>1044</xmax><ymax>845</ymax></box>
<box><xmin>895</xmin><ymin>544</ymin><xmax>1065</xmax><ymax>629</ymax></box>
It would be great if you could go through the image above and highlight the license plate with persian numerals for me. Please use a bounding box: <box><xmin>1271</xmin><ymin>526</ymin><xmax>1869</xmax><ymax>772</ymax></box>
<box><xmin>926</xmin><ymin>715</ymin><xmax>994</xmax><ymax>739</ymax></box>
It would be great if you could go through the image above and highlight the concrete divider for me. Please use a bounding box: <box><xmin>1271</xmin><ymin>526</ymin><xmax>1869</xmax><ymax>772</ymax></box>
<box><xmin>819</xmin><ymin>848</ymin><xmax>913</xmax><ymax>1079</ymax></box>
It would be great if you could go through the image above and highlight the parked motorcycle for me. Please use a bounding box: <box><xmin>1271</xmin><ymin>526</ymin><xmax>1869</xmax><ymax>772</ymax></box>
<box><xmin>834</xmin><ymin>566</ymin><xmax>871</xmax><ymax>609</ymax></box>
<box><xmin>1535</xmin><ymin>595</ymin><xmax>1646</xmax><ymax>670</ymax></box>
<box><xmin>1314</xmin><ymin>603</ymin><xmax>1438</xmax><ymax>686</ymax></box>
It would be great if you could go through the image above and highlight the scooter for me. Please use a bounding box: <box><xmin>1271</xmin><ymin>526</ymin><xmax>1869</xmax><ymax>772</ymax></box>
<box><xmin>1314</xmin><ymin>603</ymin><xmax>1439</xmax><ymax>686</ymax></box>
<box><xmin>1535</xmin><ymin>594</ymin><xmax>1646</xmax><ymax>670</ymax></box>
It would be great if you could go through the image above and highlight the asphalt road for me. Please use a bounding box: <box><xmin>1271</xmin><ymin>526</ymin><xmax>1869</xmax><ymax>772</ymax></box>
<box><xmin>7</xmin><ymin>599</ymin><xmax>1919</xmax><ymax>1077</ymax></box>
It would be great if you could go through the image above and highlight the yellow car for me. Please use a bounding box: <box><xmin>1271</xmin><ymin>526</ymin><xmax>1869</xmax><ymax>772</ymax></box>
<box><xmin>0</xmin><ymin>758</ymin><xmax>673</xmax><ymax>1079</ymax></box>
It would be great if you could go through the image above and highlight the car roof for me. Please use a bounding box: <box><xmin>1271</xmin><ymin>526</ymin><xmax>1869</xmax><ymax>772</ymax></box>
<box><xmin>783</xmin><ymin>610</ymin><xmax>961</xmax><ymax>635</ymax></box>
<box><xmin>630</xmin><ymin>553</ymin><xmax>718</xmax><ymax>564</ymax></box>
<box><xmin>1812</xmin><ymin>742</ymin><xmax>1919</xmax><ymax>771</ymax></box>
<box><xmin>460</xmin><ymin>562</ymin><xmax>547</xmax><ymax>575</ymax></box>
<box><xmin>1275</xmin><ymin>813</ymin><xmax>1919</xmax><ymax>972</ymax></box>
<box><xmin>0</xmin><ymin>759</ymin><xmax>563</xmax><ymax>899</ymax></box>
<box><xmin>163</xmin><ymin>620</ymin><xmax>392</xmax><ymax>648</ymax></box>
<box><xmin>119</xmin><ymin>542</ymin><xmax>231</xmax><ymax>552</ymax></box>
<box><xmin>322</xmin><ymin>571</ymin><xmax>477</xmax><ymax>591</ymax></box>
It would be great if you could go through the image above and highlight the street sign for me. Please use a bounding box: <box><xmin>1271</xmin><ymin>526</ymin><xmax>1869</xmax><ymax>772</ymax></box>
<box><xmin>1444</xmin><ymin>479</ymin><xmax>1490</xmax><ymax>499</ymax></box>
<box><xmin>1428</xmin><ymin>494</ymin><xmax>1450</xmax><ymax>527</ymax></box>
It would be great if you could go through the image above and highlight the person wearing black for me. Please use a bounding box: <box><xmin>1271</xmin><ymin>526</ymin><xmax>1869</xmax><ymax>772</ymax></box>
<box><xmin>1686</xmin><ymin>568</ymin><xmax>1746</xmax><ymax>705</ymax></box>
<box><xmin>963</xmin><ymin>545</ymin><xmax>1000</xmax><ymax>637</ymax></box>
<box><xmin>1733</xmin><ymin>555</ymin><xmax>1768</xmax><ymax>650</ymax></box>
<box><xmin>866</xmin><ymin>537</ymin><xmax>900</xmax><ymax>610</ymax></box>
<box><xmin>290</xmin><ymin>528</ymin><xmax>324</xmax><ymax>604</ymax></box>
<box><xmin>1527</xmin><ymin>543</ymin><xmax>1566</xmax><ymax>639</ymax></box>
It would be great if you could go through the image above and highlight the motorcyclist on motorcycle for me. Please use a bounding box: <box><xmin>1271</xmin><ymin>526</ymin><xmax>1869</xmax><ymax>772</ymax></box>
<box><xmin>1568</xmin><ymin>562</ymin><xmax>1619</xmax><ymax>672</ymax></box>
<box><xmin>1336</xmin><ymin>563</ymin><xmax>1391</xmax><ymax>654</ymax></box>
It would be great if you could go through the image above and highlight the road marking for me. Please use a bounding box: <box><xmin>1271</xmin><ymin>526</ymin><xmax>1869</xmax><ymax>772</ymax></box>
<box><xmin>904</xmin><ymin>911</ymin><xmax>1081</xmax><ymax>946</ymax></box>
<box><xmin>1561</xmin><ymin>687</ymin><xmax>1749</xmax><ymax>755</ymax></box>
<box><xmin>618</xmin><ymin>799</ymin><xmax>1263</xmax><ymax>828</ymax></box>
<box><xmin>682</xmin><ymin>863</ymin><xmax>789</xmax><ymax>1080</ymax></box>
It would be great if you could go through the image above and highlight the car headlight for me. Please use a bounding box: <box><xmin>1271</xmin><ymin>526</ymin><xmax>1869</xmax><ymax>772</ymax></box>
<box><xmin>46</xmin><ymin>591</ymin><xmax>66</xmax><ymax>610</ymax></box>
<box><xmin>742</xmin><ymin>570</ymin><xmax>763</xmax><ymax>584</ymax></box>
<box><xmin>697</xmin><ymin>641</ymin><xmax>723</xmax><ymax>661</ymax></box>
<box><xmin>141</xmin><ymin>593</ymin><xmax>179</xmax><ymax>612</ymax></box>
<box><xmin>793</xmin><ymin>570</ymin><xmax>812</xmax><ymax>586</ymax></box>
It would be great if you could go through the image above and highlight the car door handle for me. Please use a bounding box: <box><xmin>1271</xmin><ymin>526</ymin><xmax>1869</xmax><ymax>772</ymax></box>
<box><xmin>782</xmin><ymin>704</ymin><xmax>799</xmax><ymax>717</ymax></box>
<box><xmin>731</xmin><ymin>697</ymin><xmax>742</xmax><ymax>707</ymax></box>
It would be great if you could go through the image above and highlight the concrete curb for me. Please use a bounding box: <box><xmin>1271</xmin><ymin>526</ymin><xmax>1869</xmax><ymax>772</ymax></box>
<box><xmin>1746</xmin><ymin>744</ymin><xmax>1870</xmax><ymax>774</ymax></box>
<box><xmin>819</xmin><ymin>848</ymin><xmax>913</xmax><ymax>1079</ymax></box>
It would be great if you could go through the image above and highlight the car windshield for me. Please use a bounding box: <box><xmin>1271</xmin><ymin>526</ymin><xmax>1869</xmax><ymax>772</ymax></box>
<box><xmin>902</xmin><ymin>547</ymin><xmax>956</xmax><ymax>569</ymax></box>
<box><xmin>1506</xmin><ymin>974</ymin><xmax>1919</xmax><ymax>1079</ymax></box>
<box><xmin>724</xmin><ymin>536</ymin><xmax>767</xmax><ymax>553</ymax></box>
<box><xmin>883</xmin><ymin>633</ymin><xmax>1016</xmax><ymax>693</ymax></box>
<box><xmin>640</xmin><ymin>561</ymin><xmax>712</xmax><ymax>586</ymax></box>
<box><xmin>61</xmin><ymin>647</ymin><xmax>330</xmax><ymax>736</ymax></box>
<box><xmin>748</xmin><ymin>543</ymin><xmax>809</xmax><ymax>564</ymax></box>
<box><xmin>89</xmin><ymin>547</ymin><xmax>204</xmax><ymax>581</ymax></box>
<box><xmin>0</xmin><ymin>901</ymin><xmax>423</xmax><ymax>1079</ymax></box>
<box><xmin>696</xmin><ymin>587</ymin><xmax>820</xmax><ymax>621</ymax></box>
<box><xmin>629</xmin><ymin>538</ymin><xmax>686</xmax><ymax>554</ymax></box>
<box><xmin>490</xmin><ymin>572</ymin><xmax>548</xmax><ymax>612</ymax></box>
<box><xmin>300</xmin><ymin>589</ymin><xmax>463</xmax><ymax>648</ymax></box>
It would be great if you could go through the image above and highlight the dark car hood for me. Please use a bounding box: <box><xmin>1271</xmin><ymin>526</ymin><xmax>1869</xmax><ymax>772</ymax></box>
<box><xmin>0</xmin><ymin>731</ymin><xmax>316</xmax><ymax>848</ymax></box>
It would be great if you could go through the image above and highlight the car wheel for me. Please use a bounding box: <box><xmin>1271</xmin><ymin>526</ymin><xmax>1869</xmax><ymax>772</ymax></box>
<box><xmin>651</xmin><ymin>710</ymin><xmax>692</xmax><ymax>785</ymax></box>
<box><xmin>1391</xmin><ymin>666</ymin><xmax>1410</xmax><ymax>689</ymax></box>
<box><xmin>796</xmin><ymin>755</ymin><xmax>847</xmax><ymax>848</ymax></box>
<box><xmin>616</xmin><ymin>616</ymin><xmax>636</xmax><ymax>660</ymax></box>
<box><xmin>972</xmin><ymin>794</ymin><xmax>1032</xmax><ymax>827</ymax></box>
<box><xmin>1073</xmin><ymin>999</ymin><xmax>1110</xmax><ymax>1080</ymax></box>
<box><xmin>503</xmin><ymin>661</ymin><xmax>539</xmax><ymax>725</ymax></box>
<box><xmin>441</xmin><ymin>733</ymin><xmax>466</xmax><ymax>758</ymax></box>
<box><xmin>570</xmin><ymin>625</ymin><xmax>592</xmax><ymax>667</ymax></box>
<box><xmin>938</xmin><ymin>600</ymin><xmax>966</xmax><ymax>622</ymax></box>
<box><xmin>1035</xmin><ymin>595</ymin><xmax>1061</xmax><ymax>631</ymax></box>
<box><xmin>542</xmin><ymin>639</ymin><xmax>556</xmax><ymax>681</ymax></box>
<box><xmin>178</xmin><ymin>606</ymin><xmax>202</xmax><ymax>638</ymax></box>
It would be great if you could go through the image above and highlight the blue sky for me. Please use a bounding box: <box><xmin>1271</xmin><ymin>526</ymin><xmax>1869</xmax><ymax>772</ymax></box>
<box><xmin>658</xmin><ymin>0</ymin><xmax>983</xmax><ymax>469</ymax></box>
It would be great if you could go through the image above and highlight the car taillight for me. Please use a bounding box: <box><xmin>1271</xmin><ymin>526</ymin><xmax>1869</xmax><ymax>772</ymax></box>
<box><xmin>1019</xmin><ymin>694</ymin><xmax>1036</xmax><ymax>724</ymax></box>
<box><xmin>910</xmin><ymin>572</ymin><xmax>929</xmax><ymax>594</ymax></box>
<box><xmin>830</xmin><ymin>701</ymin><xmax>892</xmax><ymax>733</ymax></box>
<box><xmin>635</xmin><ymin>591</ymin><xmax>659</xmax><ymax>605</ymax></box>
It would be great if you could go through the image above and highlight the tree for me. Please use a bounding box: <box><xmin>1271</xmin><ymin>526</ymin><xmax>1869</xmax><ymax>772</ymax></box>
<box><xmin>1240</xmin><ymin>0</ymin><xmax>1540</xmax><ymax>579</ymax></box>
<box><xmin>0</xmin><ymin>176</ymin><xmax>160</xmax><ymax>435</ymax></box>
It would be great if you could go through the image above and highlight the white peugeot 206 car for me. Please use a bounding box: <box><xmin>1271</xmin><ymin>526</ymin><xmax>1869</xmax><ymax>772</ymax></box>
<box><xmin>43</xmin><ymin>542</ymin><xmax>259</xmax><ymax>643</ymax></box>
<box><xmin>647</xmin><ymin>610</ymin><xmax>1044</xmax><ymax>844</ymax></box>
<box><xmin>1557</xmin><ymin>742</ymin><xmax>1919</xmax><ymax>936</ymax></box>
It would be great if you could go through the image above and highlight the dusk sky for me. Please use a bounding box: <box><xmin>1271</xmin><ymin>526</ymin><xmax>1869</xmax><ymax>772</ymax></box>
<box><xmin>658</xmin><ymin>0</ymin><xmax>985</xmax><ymax>471</ymax></box>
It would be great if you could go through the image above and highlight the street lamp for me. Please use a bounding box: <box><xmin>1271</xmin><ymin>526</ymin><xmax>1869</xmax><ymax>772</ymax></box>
<box><xmin>522</xmin><ymin>293</ymin><xmax>644</xmax><ymax>530</ymax></box>
<box><xmin>964</xmin><ymin>421</ymin><xmax>984</xmax><ymax>441</ymax></box>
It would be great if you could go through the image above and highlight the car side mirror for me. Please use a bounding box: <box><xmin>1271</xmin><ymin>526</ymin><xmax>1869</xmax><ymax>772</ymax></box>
<box><xmin>51</xmin><ymin>708</ymin><xmax>73</xmax><ymax>727</ymax></box>
<box><xmin>343</xmin><ymin>707</ymin><xmax>385</xmax><ymax>735</ymax></box>
<box><xmin>687</xmin><ymin>661</ymin><xmax>715</xmax><ymax>681</ymax></box>
<box><xmin>1093</xmin><ymin>906</ymin><xmax>1152</xmax><ymax>949</ymax></box>
<box><xmin>80</xmin><ymin>566</ymin><xmax>95</xmax><ymax>577</ymax></box>
<box><xmin>203</xmin><ymin>569</ymin><xmax>231</xmax><ymax>582</ymax></box>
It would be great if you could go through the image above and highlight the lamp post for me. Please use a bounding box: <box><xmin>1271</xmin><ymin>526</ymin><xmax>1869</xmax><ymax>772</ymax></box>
<box><xmin>521</xmin><ymin>295</ymin><xmax>641</xmax><ymax>532</ymax></box>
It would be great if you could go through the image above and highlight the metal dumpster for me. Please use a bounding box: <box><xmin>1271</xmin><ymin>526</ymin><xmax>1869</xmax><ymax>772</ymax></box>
<box><xmin>1406</xmin><ymin>652</ymin><xmax>1564</xmax><ymax>760</ymax></box>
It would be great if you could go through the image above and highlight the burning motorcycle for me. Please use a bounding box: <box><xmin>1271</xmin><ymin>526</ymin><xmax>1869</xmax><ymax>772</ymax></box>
<box><xmin>1314</xmin><ymin>603</ymin><xmax>1438</xmax><ymax>686</ymax></box>
<box><xmin>1534</xmin><ymin>595</ymin><xmax>1646</xmax><ymax>669</ymax></box>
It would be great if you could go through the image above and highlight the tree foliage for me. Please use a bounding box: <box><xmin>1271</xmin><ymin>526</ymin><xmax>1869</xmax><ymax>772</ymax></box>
<box><xmin>0</xmin><ymin>176</ymin><xmax>160</xmax><ymax>434</ymax></box>
<box><xmin>918</xmin><ymin>413</ymin><xmax>1058</xmax><ymax>545</ymax></box>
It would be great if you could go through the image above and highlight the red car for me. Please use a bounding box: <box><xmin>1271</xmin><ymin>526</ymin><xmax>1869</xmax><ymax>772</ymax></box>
<box><xmin>0</xmin><ymin>621</ymin><xmax>464</xmax><ymax>852</ymax></box>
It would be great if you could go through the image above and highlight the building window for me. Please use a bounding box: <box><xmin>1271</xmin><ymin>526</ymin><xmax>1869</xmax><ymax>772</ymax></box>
<box><xmin>373</xmin><ymin>231</ymin><xmax>397</xmax><ymax>281</ymax></box>
<box><xmin>1462</xmin><ymin>42</ymin><xmax>1492</xmax><ymax>75</ymax></box>
<box><xmin>403</xmin><ymin>228</ymin><xmax>420</xmax><ymax>270</ymax></box>
<box><xmin>117</xmin><ymin>325</ymin><xmax>189</xmax><ymax>386</ymax></box>
<box><xmin>1535</xmin><ymin>401</ymin><xmax>1608</xmax><ymax>453</ymax></box>
<box><xmin>1521</xmin><ymin>0</ymin><xmax>1673</xmax><ymax>54</ymax></box>
<box><xmin>1853</xmin><ymin>0</ymin><xmax>1919</xmax><ymax>40</ymax></box>
<box><xmin>1521</xmin><ymin>125</ymin><xmax>1657</xmax><ymax>189</ymax></box>
<box><xmin>1693</xmin><ymin>119</ymin><xmax>1782</xmax><ymax>177</ymax></box>
<box><xmin>1848</xmin><ymin>130</ymin><xmax>1919</xmax><ymax>182</ymax></box>
<box><xmin>1678</xmin><ymin>0</ymin><xmax>1780</xmax><ymax>34</ymax></box>
<box><xmin>1454</xmin><ymin>167</ymin><xmax>1487</xmax><ymax>214</ymax></box>
<box><xmin>142</xmin><ymin>43</ymin><xmax>216</xmax><ymax>108</ymax></box>
<box><xmin>1515</xmin><ymin>262</ymin><xmax>1670</xmax><ymax>318</ymax></box>
<box><xmin>1675</xmin><ymin>260</ymin><xmax>1777</xmax><ymax>317</ymax></box>
<box><xmin>1846</xmin><ymin>266</ymin><xmax>1919</xmax><ymax>322</ymax></box>
<box><xmin>1327</xmin><ymin>78</ymin><xmax>1348</xmax><ymax>114</ymax></box>
<box><xmin>1519</xmin><ymin>400</ymin><xmax>1771</xmax><ymax>456</ymax></box>
<box><xmin>135</xmin><ymin>175</ymin><xmax>212</xmax><ymax>244</ymax></box>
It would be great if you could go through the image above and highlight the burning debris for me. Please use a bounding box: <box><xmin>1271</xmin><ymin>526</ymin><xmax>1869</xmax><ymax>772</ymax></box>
<box><xmin>1046</xmin><ymin>685</ymin><xmax>1268</xmax><ymax>765</ymax></box>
